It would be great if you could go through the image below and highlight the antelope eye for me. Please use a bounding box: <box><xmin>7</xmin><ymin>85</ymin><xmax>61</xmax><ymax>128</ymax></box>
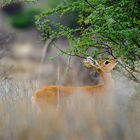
<box><xmin>105</xmin><ymin>61</ymin><xmax>110</xmax><ymax>65</ymax></box>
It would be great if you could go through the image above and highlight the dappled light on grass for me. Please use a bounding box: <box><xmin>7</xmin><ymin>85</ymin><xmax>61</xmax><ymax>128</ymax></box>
<box><xmin>0</xmin><ymin>78</ymin><xmax>140</xmax><ymax>140</ymax></box>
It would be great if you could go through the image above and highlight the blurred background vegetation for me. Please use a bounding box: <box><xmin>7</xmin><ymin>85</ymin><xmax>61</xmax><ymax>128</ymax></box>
<box><xmin>35</xmin><ymin>0</ymin><xmax>140</xmax><ymax>83</ymax></box>
<box><xmin>0</xmin><ymin>1</ymin><xmax>140</xmax><ymax>140</ymax></box>
<box><xmin>0</xmin><ymin>0</ymin><xmax>96</xmax><ymax>85</ymax></box>
<box><xmin>2</xmin><ymin>0</ymin><xmax>139</xmax><ymax>82</ymax></box>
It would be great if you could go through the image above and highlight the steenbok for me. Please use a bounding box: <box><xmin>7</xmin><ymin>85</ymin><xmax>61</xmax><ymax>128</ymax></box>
<box><xmin>32</xmin><ymin>56</ymin><xmax>117</xmax><ymax>109</ymax></box>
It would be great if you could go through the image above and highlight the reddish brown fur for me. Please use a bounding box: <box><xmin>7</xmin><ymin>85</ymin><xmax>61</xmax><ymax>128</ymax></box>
<box><xmin>32</xmin><ymin>57</ymin><xmax>117</xmax><ymax>108</ymax></box>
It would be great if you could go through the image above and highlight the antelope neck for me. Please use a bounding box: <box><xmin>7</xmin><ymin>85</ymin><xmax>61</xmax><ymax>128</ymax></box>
<box><xmin>100</xmin><ymin>72</ymin><xmax>114</xmax><ymax>86</ymax></box>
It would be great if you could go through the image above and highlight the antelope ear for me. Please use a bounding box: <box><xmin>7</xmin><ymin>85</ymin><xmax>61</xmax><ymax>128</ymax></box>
<box><xmin>87</xmin><ymin>56</ymin><xmax>99</xmax><ymax>67</ymax></box>
<box><xmin>83</xmin><ymin>59</ymin><xmax>93</xmax><ymax>68</ymax></box>
<box><xmin>83</xmin><ymin>56</ymin><xmax>100</xmax><ymax>68</ymax></box>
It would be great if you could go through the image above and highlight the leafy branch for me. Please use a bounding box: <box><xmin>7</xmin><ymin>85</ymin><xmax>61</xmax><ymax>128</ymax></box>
<box><xmin>35</xmin><ymin>0</ymin><xmax>140</xmax><ymax>83</ymax></box>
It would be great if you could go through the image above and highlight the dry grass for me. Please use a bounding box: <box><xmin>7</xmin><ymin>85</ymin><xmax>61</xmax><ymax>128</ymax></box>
<box><xmin>0</xmin><ymin>77</ymin><xmax>140</xmax><ymax>140</ymax></box>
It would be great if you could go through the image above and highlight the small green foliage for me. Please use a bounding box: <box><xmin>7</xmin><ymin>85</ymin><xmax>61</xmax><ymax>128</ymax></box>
<box><xmin>2</xmin><ymin>0</ymin><xmax>140</xmax><ymax>82</ymax></box>
<box><xmin>35</xmin><ymin>0</ymin><xmax>140</xmax><ymax>72</ymax></box>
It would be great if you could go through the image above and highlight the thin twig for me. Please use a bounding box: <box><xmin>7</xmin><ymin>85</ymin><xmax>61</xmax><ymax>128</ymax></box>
<box><xmin>55</xmin><ymin>45</ymin><xmax>86</xmax><ymax>59</ymax></box>
<box><xmin>100</xmin><ymin>42</ymin><xmax>140</xmax><ymax>84</ymax></box>
<box><xmin>117</xmin><ymin>60</ymin><xmax>140</xmax><ymax>83</ymax></box>
<box><xmin>85</xmin><ymin>0</ymin><xmax>96</xmax><ymax>10</ymax></box>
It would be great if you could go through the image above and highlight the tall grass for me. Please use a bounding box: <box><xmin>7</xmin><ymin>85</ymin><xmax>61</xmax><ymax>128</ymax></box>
<box><xmin>0</xmin><ymin>76</ymin><xmax>140</xmax><ymax>140</ymax></box>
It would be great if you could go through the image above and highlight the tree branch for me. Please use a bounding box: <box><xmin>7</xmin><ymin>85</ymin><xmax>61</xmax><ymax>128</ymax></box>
<box><xmin>54</xmin><ymin>45</ymin><xmax>86</xmax><ymax>59</ymax></box>
<box><xmin>85</xmin><ymin>0</ymin><xmax>96</xmax><ymax>10</ymax></box>
<box><xmin>101</xmin><ymin>43</ymin><xmax>140</xmax><ymax>84</ymax></box>
<box><xmin>117</xmin><ymin>60</ymin><xmax>140</xmax><ymax>83</ymax></box>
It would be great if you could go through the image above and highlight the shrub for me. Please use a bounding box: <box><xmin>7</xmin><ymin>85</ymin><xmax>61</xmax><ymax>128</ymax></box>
<box><xmin>35</xmin><ymin>0</ymin><xmax>140</xmax><ymax>82</ymax></box>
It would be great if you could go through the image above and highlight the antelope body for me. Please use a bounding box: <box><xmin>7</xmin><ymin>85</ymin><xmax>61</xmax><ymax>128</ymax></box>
<box><xmin>32</xmin><ymin>57</ymin><xmax>117</xmax><ymax>106</ymax></box>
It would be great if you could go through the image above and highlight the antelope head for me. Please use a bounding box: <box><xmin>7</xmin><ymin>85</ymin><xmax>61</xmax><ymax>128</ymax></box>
<box><xmin>83</xmin><ymin>56</ymin><xmax>117</xmax><ymax>73</ymax></box>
